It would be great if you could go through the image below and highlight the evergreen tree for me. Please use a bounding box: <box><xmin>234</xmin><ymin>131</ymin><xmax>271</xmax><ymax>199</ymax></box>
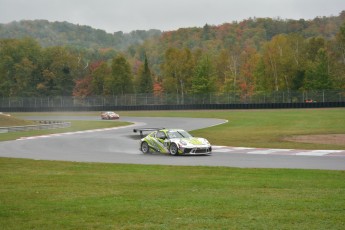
<box><xmin>138</xmin><ymin>55</ymin><xmax>153</xmax><ymax>93</ymax></box>
<box><xmin>304</xmin><ymin>49</ymin><xmax>333</xmax><ymax>90</ymax></box>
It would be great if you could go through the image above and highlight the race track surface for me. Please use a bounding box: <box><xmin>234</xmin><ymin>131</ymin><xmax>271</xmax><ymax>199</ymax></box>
<box><xmin>0</xmin><ymin>116</ymin><xmax>344</xmax><ymax>170</ymax></box>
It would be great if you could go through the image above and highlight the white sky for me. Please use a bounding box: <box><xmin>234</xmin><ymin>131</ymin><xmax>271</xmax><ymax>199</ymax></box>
<box><xmin>0</xmin><ymin>0</ymin><xmax>344</xmax><ymax>33</ymax></box>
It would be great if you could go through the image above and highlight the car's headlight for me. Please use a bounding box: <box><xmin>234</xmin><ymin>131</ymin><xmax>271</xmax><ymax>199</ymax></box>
<box><xmin>179</xmin><ymin>140</ymin><xmax>188</xmax><ymax>146</ymax></box>
<box><xmin>203</xmin><ymin>139</ymin><xmax>210</xmax><ymax>145</ymax></box>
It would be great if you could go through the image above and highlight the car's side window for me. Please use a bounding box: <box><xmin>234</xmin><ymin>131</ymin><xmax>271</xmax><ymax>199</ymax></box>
<box><xmin>156</xmin><ymin>131</ymin><xmax>166</xmax><ymax>139</ymax></box>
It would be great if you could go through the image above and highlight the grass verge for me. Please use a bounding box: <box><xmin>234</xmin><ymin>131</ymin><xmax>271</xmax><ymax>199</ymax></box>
<box><xmin>1</xmin><ymin>157</ymin><xmax>344</xmax><ymax>229</ymax></box>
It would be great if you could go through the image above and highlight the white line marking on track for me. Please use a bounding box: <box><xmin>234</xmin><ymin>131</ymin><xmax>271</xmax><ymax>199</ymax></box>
<box><xmin>16</xmin><ymin>123</ymin><xmax>142</xmax><ymax>141</ymax></box>
<box><xmin>295</xmin><ymin>150</ymin><xmax>344</xmax><ymax>156</ymax></box>
<box><xmin>215</xmin><ymin>148</ymin><xmax>235</xmax><ymax>152</ymax></box>
<box><xmin>233</xmin><ymin>147</ymin><xmax>255</xmax><ymax>150</ymax></box>
<box><xmin>248</xmin><ymin>149</ymin><xmax>292</xmax><ymax>154</ymax></box>
<box><xmin>212</xmin><ymin>146</ymin><xmax>345</xmax><ymax>157</ymax></box>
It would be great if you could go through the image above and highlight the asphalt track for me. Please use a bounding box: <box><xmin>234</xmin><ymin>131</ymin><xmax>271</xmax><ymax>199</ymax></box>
<box><xmin>0</xmin><ymin>116</ymin><xmax>345</xmax><ymax>170</ymax></box>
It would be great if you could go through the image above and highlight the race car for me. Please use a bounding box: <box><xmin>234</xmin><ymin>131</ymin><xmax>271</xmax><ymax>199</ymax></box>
<box><xmin>135</xmin><ymin>128</ymin><xmax>212</xmax><ymax>155</ymax></box>
<box><xmin>101</xmin><ymin>111</ymin><xmax>120</xmax><ymax>120</ymax></box>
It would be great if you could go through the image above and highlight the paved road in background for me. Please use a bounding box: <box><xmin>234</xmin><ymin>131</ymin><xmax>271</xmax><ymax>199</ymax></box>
<box><xmin>0</xmin><ymin>116</ymin><xmax>344</xmax><ymax>170</ymax></box>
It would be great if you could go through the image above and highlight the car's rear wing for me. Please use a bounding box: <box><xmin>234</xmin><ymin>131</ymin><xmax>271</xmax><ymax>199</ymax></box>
<box><xmin>133</xmin><ymin>128</ymin><xmax>164</xmax><ymax>137</ymax></box>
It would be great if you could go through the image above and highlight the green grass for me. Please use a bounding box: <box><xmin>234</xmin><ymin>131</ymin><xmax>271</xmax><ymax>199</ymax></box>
<box><xmin>0</xmin><ymin>114</ymin><xmax>36</xmax><ymax>127</ymax></box>
<box><xmin>7</xmin><ymin>109</ymin><xmax>345</xmax><ymax>149</ymax></box>
<box><xmin>1</xmin><ymin>158</ymin><xmax>344</xmax><ymax>229</ymax></box>
<box><xmin>119</xmin><ymin>109</ymin><xmax>345</xmax><ymax>150</ymax></box>
<box><xmin>1</xmin><ymin>110</ymin><xmax>344</xmax><ymax>229</ymax></box>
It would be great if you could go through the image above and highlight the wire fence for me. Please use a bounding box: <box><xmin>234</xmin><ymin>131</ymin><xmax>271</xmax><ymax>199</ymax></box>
<box><xmin>1</xmin><ymin>90</ymin><xmax>344</xmax><ymax>108</ymax></box>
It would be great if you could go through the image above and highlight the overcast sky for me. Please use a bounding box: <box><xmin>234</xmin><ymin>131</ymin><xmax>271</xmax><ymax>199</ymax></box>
<box><xmin>1</xmin><ymin>0</ymin><xmax>345</xmax><ymax>33</ymax></box>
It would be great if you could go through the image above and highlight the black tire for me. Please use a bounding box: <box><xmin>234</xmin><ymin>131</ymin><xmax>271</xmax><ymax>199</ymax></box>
<box><xmin>169</xmin><ymin>143</ymin><xmax>179</xmax><ymax>155</ymax></box>
<box><xmin>141</xmin><ymin>141</ymin><xmax>150</xmax><ymax>154</ymax></box>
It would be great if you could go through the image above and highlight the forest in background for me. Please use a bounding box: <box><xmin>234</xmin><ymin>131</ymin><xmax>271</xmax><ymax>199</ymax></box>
<box><xmin>0</xmin><ymin>11</ymin><xmax>345</xmax><ymax>100</ymax></box>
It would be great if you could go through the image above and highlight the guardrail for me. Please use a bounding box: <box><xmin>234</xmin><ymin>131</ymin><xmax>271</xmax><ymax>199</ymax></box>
<box><xmin>0</xmin><ymin>121</ymin><xmax>71</xmax><ymax>133</ymax></box>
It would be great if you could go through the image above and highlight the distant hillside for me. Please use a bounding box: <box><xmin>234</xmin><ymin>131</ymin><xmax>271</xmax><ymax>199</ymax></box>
<box><xmin>1</xmin><ymin>11</ymin><xmax>345</xmax><ymax>98</ymax></box>
<box><xmin>153</xmin><ymin>12</ymin><xmax>345</xmax><ymax>49</ymax></box>
<box><xmin>0</xmin><ymin>20</ymin><xmax>162</xmax><ymax>50</ymax></box>
<box><xmin>1</xmin><ymin>12</ymin><xmax>344</xmax><ymax>53</ymax></box>
<box><xmin>138</xmin><ymin>11</ymin><xmax>345</xmax><ymax>74</ymax></box>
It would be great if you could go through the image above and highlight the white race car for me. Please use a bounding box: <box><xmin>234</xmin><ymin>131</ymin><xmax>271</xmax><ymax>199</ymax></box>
<box><xmin>134</xmin><ymin>128</ymin><xmax>212</xmax><ymax>155</ymax></box>
<box><xmin>101</xmin><ymin>111</ymin><xmax>120</xmax><ymax>120</ymax></box>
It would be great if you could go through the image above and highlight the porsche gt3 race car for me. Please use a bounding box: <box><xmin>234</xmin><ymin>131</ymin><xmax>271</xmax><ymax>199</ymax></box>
<box><xmin>135</xmin><ymin>128</ymin><xmax>212</xmax><ymax>155</ymax></box>
<box><xmin>101</xmin><ymin>111</ymin><xmax>120</xmax><ymax>120</ymax></box>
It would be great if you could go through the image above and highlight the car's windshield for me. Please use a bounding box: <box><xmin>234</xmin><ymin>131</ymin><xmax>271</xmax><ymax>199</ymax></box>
<box><xmin>167</xmin><ymin>130</ymin><xmax>192</xmax><ymax>139</ymax></box>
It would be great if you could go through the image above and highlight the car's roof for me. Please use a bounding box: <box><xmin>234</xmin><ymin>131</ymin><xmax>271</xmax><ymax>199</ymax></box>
<box><xmin>160</xmin><ymin>129</ymin><xmax>186</xmax><ymax>132</ymax></box>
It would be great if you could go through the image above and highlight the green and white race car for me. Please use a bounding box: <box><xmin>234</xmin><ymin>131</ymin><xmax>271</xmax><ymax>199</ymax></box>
<box><xmin>134</xmin><ymin>128</ymin><xmax>212</xmax><ymax>155</ymax></box>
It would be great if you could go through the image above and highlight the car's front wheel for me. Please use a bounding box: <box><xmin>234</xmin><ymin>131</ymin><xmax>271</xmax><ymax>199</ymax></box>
<box><xmin>169</xmin><ymin>143</ymin><xmax>179</xmax><ymax>155</ymax></box>
<box><xmin>141</xmin><ymin>141</ymin><xmax>150</xmax><ymax>154</ymax></box>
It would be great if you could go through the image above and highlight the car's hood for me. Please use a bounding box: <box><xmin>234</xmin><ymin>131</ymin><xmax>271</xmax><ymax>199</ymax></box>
<box><xmin>171</xmin><ymin>137</ymin><xmax>209</xmax><ymax>145</ymax></box>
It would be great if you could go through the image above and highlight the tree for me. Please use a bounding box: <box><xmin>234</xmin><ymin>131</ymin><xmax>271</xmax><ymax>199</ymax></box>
<box><xmin>0</xmin><ymin>38</ymin><xmax>41</xmax><ymax>97</ymax></box>
<box><xmin>41</xmin><ymin>46</ymin><xmax>80</xmax><ymax>96</ymax></box>
<box><xmin>338</xmin><ymin>21</ymin><xmax>345</xmax><ymax>64</ymax></box>
<box><xmin>105</xmin><ymin>54</ymin><xmax>133</xmax><ymax>95</ymax></box>
<box><xmin>191</xmin><ymin>55</ymin><xmax>215</xmax><ymax>95</ymax></box>
<box><xmin>161</xmin><ymin>48</ymin><xmax>195</xmax><ymax>103</ymax></box>
<box><xmin>215</xmin><ymin>45</ymin><xmax>242</xmax><ymax>93</ymax></box>
<box><xmin>13</xmin><ymin>58</ymin><xmax>36</xmax><ymax>96</ymax></box>
<box><xmin>331</xmin><ymin>21</ymin><xmax>345</xmax><ymax>89</ymax></box>
<box><xmin>257</xmin><ymin>34</ymin><xmax>307</xmax><ymax>91</ymax></box>
<box><xmin>238</xmin><ymin>46</ymin><xmax>259</xmax><ymax>100</ymax></box>
<box><xmin>304</xmin><ymin>48</ymin><xmax>333</xmax><ymax>90</ymax></box>
<box><xmin>91</xmin><ymin>61</ymin><xmax>110</xmax><ymax>95</ymax></box>
<box><xmin>73</xmin><ymin>75</ymin><xmax>93</xmax><ymax>97</ymax></box>
<box><xmin>137</xmin><ymin>54</ymin><xmax>153</xmax><ymax>93</ymax></box>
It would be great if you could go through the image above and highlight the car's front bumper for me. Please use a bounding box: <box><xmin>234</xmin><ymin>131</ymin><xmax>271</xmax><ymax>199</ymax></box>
<box><xmin>180</xmin><ymin>146</ymin><xmax>212</xmax><ymax>155</ymax></box>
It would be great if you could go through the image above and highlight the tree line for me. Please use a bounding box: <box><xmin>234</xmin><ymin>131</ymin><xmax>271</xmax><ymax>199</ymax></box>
<box><xmin>0</xmin><ymin>13</ymin><xmax>345</xmax><ymax>99</ymax></box>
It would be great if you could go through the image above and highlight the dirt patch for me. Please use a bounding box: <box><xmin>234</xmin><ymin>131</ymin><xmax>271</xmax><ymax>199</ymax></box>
<box><xmin>285</xmin><ymin>134</ymin><xmax>345</xmax><ymax>145</ymax></box>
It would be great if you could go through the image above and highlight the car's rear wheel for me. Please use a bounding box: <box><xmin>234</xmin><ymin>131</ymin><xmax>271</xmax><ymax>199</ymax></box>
<box><xmin>169</xmin><ymin>143</ymin><xmax>179</xmax><ymax>155</ymax></box>
<box><xmin>141</xmin><ymin>141</ymin><xmax>150</xmax><ymax>154</ymax></box>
